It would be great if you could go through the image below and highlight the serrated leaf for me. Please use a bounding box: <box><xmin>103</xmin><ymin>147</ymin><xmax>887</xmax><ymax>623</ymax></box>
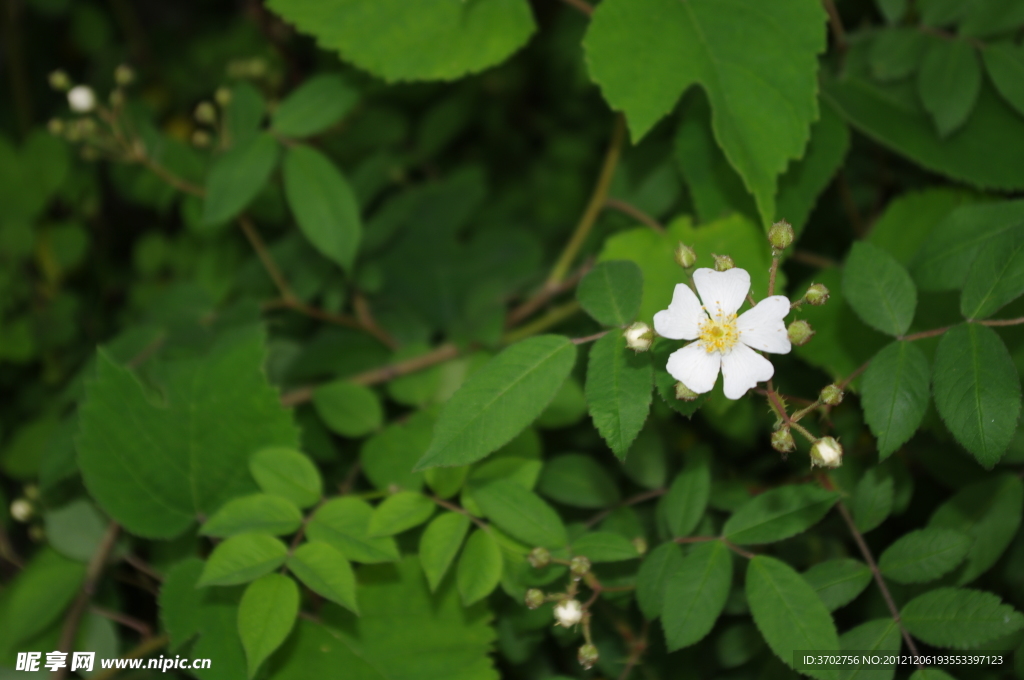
<box><xmin>842</xmin><ymin>242</ymin><xmax>917</xmax><ymax>337</ymax></box>
<box><xmin>747</xmin><ymin>555</ymin><xmax>840</xmax><ymax>680</ymax></box>
<box><xmin>960</xmin><ymin>225</ymin><xmax>1024</xmax><ymax>319</ymax></box>
<box><xmin>861</xmin><ymin>341</ymin><xmax>931</xmax><ymax>460</ymax></box>
<box><xmin>584</xmin><ymin>0</ymin><xmax>826</xmax><ymax>224</ymax></box>
<box><xmin>238</xmin><ymin>573</ymin><xmax>298</xmax><ymax>678</ymax></box>
<box><xmin>271</xmin><ymin>74</ymin><xmax>358</xmax><ymax>138</ymax></box>
<box><xmin>917</xmin><ymin>37</ymin><xmax>982</xmax><ymax>137</ymax></box>
<box><xmin>571</xmin><ymin>532</ymin><xmax>639</xmax><ymax>563</ymax></box>
<box><xmin>878</xmin><ymin>528</ymin><xmax>971</xmax><ymax>584</ymax></box>
<box><xmin>283</xmin><ymin>145</ymin><xmax>362</xmax><ymax>272</ymax></box>
<box><xmin>197</xmin><ymin>533</ymin><xmax>289</xmax><ymax>587</ymax></box>
<box><xmin>851</xmin><ymin>467</ymin><xmax>894</xmax><ymax>533</ymax></box>
<box><xmin>662</xmin><ymin>541</ymin><xmax>732</xmax><ymax>651</ymax></box>
<box><xmin>584</xmin><ymin>332</ymin><xmax>653</xmax><ymax>459</ymax></box>
<box><xmin>368</xmin><ymin>491</ymin><xmax>435</xmax><ymax>537</ymax></box>
<box><xmin>982</xmin><ymin>42</ymin><xmax>1024</xmax><ymax>118</ymax></box>
<box><xmin>802</xmin><ymin>558</ymin><xmax>872</xmax><ymax>612</ymax></box>
<box><xmin>286</xmin><ymin>541</ymin><xmax>358</xmax><ymax>614</ymax></box>
<box><xmin>636</xmin><ymin>542</ymin><xmax>685</xmax><ymax>620</ymax></box>
<box><xmin>457</xmin><ymin>529</ymin><xmax>503</xmax><ymax>606</ymax></box>
<box><xmin>249</xmin><ymin>447</ymin><xmax>323</xmax><ymax>510</ymax></box>
<box><xmin>306</xmin><ymin>497</ymin><xmax>400</xmax><ymax>563</ymax></box>
<box><xmin>312</xmin><ymin>379</ymin><xmax>383</xmax><ymax>438</ymax></box>
<box><xmin>576</xmin><ymin>260</ymin><xmax>643</xmax><ymax>327</ymax></box>
<box><xmin>661</xmin><ymin>448</ymin><xmax>710</xmax><ymax>538</ymax></box>
<box><xmin>202</xmin><ymin>133</ymin><xmax>279</xmax><ymax>225</ymax></box>
<box><xmin>901</xmin><ymin>587</ymin><xmax>1024</xmax><ymax>648</ymax></box>
<box><xmin>724</xmin><ymin>483</ymin><xmax>839</xmax><ymax>545</ymax></box>
<box><xmin>265</xmin><ymin>0</ymin><xmax>535</xmax><ymax>82</ymax></box>
<box><xmin>420</xmin><ymin>512</ymin><xmax>471</xmax><ymax>592</ymax></box>
<box><xmin>201</xmin><ymin>494</ymin><xmax>303</xmax><ymax>538</ymax></box>
<box><xmin>838</xmin><ymin>619</ymin><xmax>900</xmax><ymax>680</ymax></box>
<box><xmin>536</xmin><ymin>453</ymin><xmax>620</xmax><ymax>509</ymax></box>
<box><xmin>932</xmin><ymin>324</ymin><xmax>1021</xmax><ymax>467</ymax></box>
<box><xmin>415</xmin><ymin>335</ymin><xmax>576</xmax><ymax>470</ymax></box>
<box><xmin>77</xmin><ymin>328</ymin><xmax>300</xmax><ymax>539</ymax></box>
<box><xmin>471</xmin><ymin>479</ymin><xmax>567</xmax><ymax>549</ymax></box>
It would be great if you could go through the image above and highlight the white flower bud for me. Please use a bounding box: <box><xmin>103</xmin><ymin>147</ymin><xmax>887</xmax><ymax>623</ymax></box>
<box><xmin>554</xmin><ymin>599</ymin><xmax>583</xmax><ymax>627</ymax></box>
<box><xmin>10</xmin><ymin>498</ymin><xmax>33</xmax><ymax>523</ymax></box>
<box><xmin>810</xmin><ymin>437</ymin><xmax>843</xmax><ymax>468</ymax></box>
<box><xmin>624</xmin><ymin>322</ymin><xmax>653</xmax><ymax>352</ymax></box>
<box><xmin>67</xmin><ymin>85</ymin><xmax>96</xmax><ymax>113</ymax></box>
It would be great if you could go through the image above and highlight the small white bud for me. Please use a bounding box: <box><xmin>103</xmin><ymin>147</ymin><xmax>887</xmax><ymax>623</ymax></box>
<box><xmin>554</xmin><ymin>599</ymin><xmax>583</xmax><ymax>627</ymax></box>
<box><xmin>810</xmin><ymin>437</ymin><xmax>843</xmax><ymax>469</ymax></box>
<box><xmin>624</xmin><ymin>322</ymin><xmax>653</xmax><ymax>352</ymax></box>
<box><xmin>10</xmin><ymin>498</ymin><xmax>33</xmax><ymax>523</ymax></box>
<box><xmin>67</xmin><ymin>85</ymin><xmax>96</xmax><ymax>113</ymax></box>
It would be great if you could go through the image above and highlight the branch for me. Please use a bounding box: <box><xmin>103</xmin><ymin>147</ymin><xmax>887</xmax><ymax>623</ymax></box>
<box><xmin>559</xmin><ymin>0</ymin><xmax>594</xmax><ymax>16</ymax></box>
<box><xmin>506</xmin><ymin>260</ymin><xmax>592</xmax><ymax>328</ymax></box>
<box><xmin>586</xmin><ymin>488</ymin><xmax>667</xmax><ymax>528</ymax></box>
<box><xmin>605</xmin><ymin>198</ymin><xmax>664</xmax><ymax>233</ymax></box>
<box><xmin>821</xmin><ymin>0</ymin><xmax>848</xmax><ymax>52</ymax></box>
<box><xmin>500</xmin><ymin>301</ymin><xmax>581</xmax><ymax>345</ymax></box>
<box><xmin>432</xmin><ymin>496</ymin><xmax>489</xmax><ymax>531</ymax></box>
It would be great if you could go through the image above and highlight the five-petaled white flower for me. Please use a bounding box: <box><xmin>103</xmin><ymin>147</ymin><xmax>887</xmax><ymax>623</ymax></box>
<box><xmin>654</xmin><ymin>267</ymin><xmax>791</xmax><ymax>400</ymax></box>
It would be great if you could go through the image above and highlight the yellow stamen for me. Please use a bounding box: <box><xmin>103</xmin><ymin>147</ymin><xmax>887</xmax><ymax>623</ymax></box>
<box><xmin>698</xmin><ymin>312</ymin><xmax>739</xmax><ymax>354</ymax></box>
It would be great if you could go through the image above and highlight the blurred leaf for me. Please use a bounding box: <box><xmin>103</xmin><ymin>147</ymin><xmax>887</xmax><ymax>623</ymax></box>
<box><xmin>901</xmin><ymin>587</ymin><xmax>1024</xmax><ymax>648</ymax></box>
<box><xmin>851</xmin><ymin>467</ymin><xmax>895</xmax><ymax>533</ymax></box>
<box><xmin>960</xmin><ymin>225</ymin><xmax>1024</xmax><ymax>319</ymax></box>
<box><xmin>867</xmin><ymin>188</ymin><xmax>980</xmax><ymax>266</ymax></box>
<box><xmin>238</xmin><ymin>573</ymin><xmax>299</xmax><ymax>678</ymax></box>
<box><xmin>661</xmin><ymin>448</ymin><xmax>711</xmax><ymax>538</ymax></box>
<box><xmin>272</xmin><ymin>74</ymin><xmax>359</xmax><ymax>138</ymax></box>
<box><xmin>198</xmin><ymin>533</ymin><xmax>289</xmax><ymax>587</ymax></box>
<box><xmin>571</xmin><ymin>532</ymin><xmax>639</xmax><ymax>563</ymax></box>
<box><xmin>982</xmin><ymin>42</ymin><xmax>1024</xmax><ymax>117</ymax></box>
<box><xmin>636</xmin><ymin>542</ymin><xmax>685</xmax><ymax>620</ymax></box>
<box><xmin>361</xmin><ymin>410</ymin><xmax>432</xmax><ymax>492</ymax></box>
<box><xmin>662</xmin><ymin>541</ymin><xmax>732</xmax><ymax>651</ymax></box>
<box><xmin>43</xmin><ymin>498</ymin><xmax>110</xmax><ymax>562</ymax></box>
<box><xmin>537</xmin><ymin>453</ymin><xmax>620</xmax><ymax>509</ymax></box>
<box><xmin>861</xmin><ymin>341</ymin><xmax>931</xmax><ymax>460</ymax></box>
<box><xmin>878</xmin><ymin>528</ymin><xmax>972</xmax><ymax>584</ymax></box>
<box><xmin>457</xmin><ymin>529</ymin><xmax>503</xmax><ymax>606</ymax></box>
<box><xmin>535</xmin><ymin>376</ymin><xmax>587</xmax><ymax>429</ymax></box>
<box><xmin>917</xmin><ymin>37</ymin><xmax>982</xmax><ymax>137</ymax></box>
<box><xmin>203</xmin><ymin>133</ymin><xmax>280</xmax><ymax>225</ymax></box>
<box><xmin>368</xmin><ymin>491</ymin><xmax>436</xmax><ymax>537</ymax></box>
<box><xmin>622</xmin><ymin>426</ymin><xmax>667</xmax><ymax>489</ymax></box>
<box><xmin>200</xmin><ymin>494</ymin><xmax>303</xmax><ymax>538</ymax></box>
<box><xmin>584</xmin><ymin>332</ymin><xmax>653</xmax><ymax>459</ymax></box>
<box><xmin>224</xmin><ymin>82</ymin><xmax>266</xmax><ymax>147</ymax></box>
<box><xmin>0</xmin><ymin>549</ymin><xmax>85</xmax><ymax>647</ymax></box>
<box><xmin>287</xmin><ymin>542</ymin><xmax>358</xmax><ymax>614</ymax></box>
<box><xmin>801</xmin><ymin>558</ymin><xmax>872</xmax><ymax>612</ymax></box>
<box><xmin>870</xmin><ymin>28</ymin><xmax>928</xmax><ymax>81</ymax></box>
<box><xmin>313</xmin><ymin>379</ymin><xmax>382</xmax><ymax>438</ymax></box>
<box><xmin>842</xmin><ymin>242</ymin><xmax>917</xmax><ymax>337</ymax></box>
<box><xmin>420</xmin><ymin>512</ymin><xmax>471</xmax><ymax>592</ymax></box>
<box><xmin>249</xmin><ymin>447</ymin><xmax>323</xmax><ymax>509</ymax></box>
<box><xmin>576</xmin><ymin>260</ymin><xmax>644</xmax><ymax>327</ymax></box>
<box><xmin>306</xmin><ymin>497</ymin><xmax>400</xmax><ymax>563</ymax></box>
<box><xmin>471</xmin><ymin>480</ymin><xmax>567</xmax><ymax>549</ymax></box>
<box><xmin>723</xmin><ymin>483</ymin><xmax>839</xmax><ymax>545</ymax></box>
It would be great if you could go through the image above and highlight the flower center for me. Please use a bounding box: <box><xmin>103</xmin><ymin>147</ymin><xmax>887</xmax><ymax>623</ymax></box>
<box><xmin>698</xmin><ymin>313</ymin><xmax>739</xmax><ymax>354</ymax></box>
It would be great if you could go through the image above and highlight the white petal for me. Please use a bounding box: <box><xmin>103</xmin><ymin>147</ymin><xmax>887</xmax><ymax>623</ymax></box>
<box><xmin>720</xmin><ymin>343</ymin><xmax>775</xmax><ymax>400</ymax></box>
<box><xmin>653</xmin><ymin>284</ymin><xmax>706</xmax><ymax>340</ymax></box>
<box><xmin>693</xmin><ymin>267</ymin><xmax>750</xmax><ymax>318</ymax></box>
<box><xmin>665</xmin><ymin>342</ymin><xmax>721</xmax><ymax>394</ymax></box>
<box><xmin>737</xmin><ymin>295</ymin><xmax>792</xmax><ymax>354</ymax></box>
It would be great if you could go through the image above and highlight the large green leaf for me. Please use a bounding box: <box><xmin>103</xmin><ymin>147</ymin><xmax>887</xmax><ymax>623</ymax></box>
<box><xmin>200</xmin><ymin>494</ymin><xmax>303</xmax><ymax>538</ymax></box>
<box><xmin>470</xmin><ymin>480</ymin><xmax>567</xmax><ymax>549</ymax></box>
<box><xmin>867</xmin><ymin>188</ymin><xmax>980</xmax><ymax>266</ymax></box>
<box><xmin>77</xmin><ymin>327</ymin><xmax>300</xmax><ymax>538</ymax></box>
<box><xmin>636</xmin><ymin>542</ymin><xmax>685</xmax><ymax>620</ymax></box>
<box><xmin>662</xmin><ymin>541</ymin><xmax>732</xmax><ymax>651</ymax></box>
<box><xmin>584</xmin><ymin>331</ymin><xmax>653</xmax><ymax>459</ymax></box>
<box><xmin>901</xmin><ymin>587</ymin><xmax>1024</xmax><ymax>649</ymax></box>
<box><xmin>584</xmin><ymin>0</ymin><xmax>826</xmax><ymax>224</ymax></box>
<box><xmin>536</xmin><ymin>453</ymin><xmax>621</xmax><ymax>509</ymax></box>
<box><xmin>747</xmin><ymin>555</ymin><xmax>839</xmax><ymax>680</ymax></box>
<box><xmin>419</xmin><ymin>512</ymin><xmax>471</xmax><ymax>592</ymax></box>
<box><xmin>197</xmin><ymin>533</ymin><xmax>289</xmax><ymax>587</ymax></box>
<box><xmin>576</xmin><ymin>260</ymin><xmax>644</xmax><ymax>327</ymax></box>
<box><xmin>286</xmin><ymin>542</ymin><xmax>358</xmax><ymax>614</ymax></box>
<box><xmin>249</xmin><ymin>447</ymin><xmax>323</xmax><ymax>510</ymax></box>
<box><xmin>917</xmin><ymin>37</ymin><xmax>982</xmax><ymax>137</ymax></box>
<box><xmin>271</xmin><ymin>74</ymin><xmax>359</xmax><ymax>138</ymax></box>
<box><xmin>982</xmin><ymin>42</ymin><xmax>1024</xmax><ymax>118</ymax></box>
<box><xmin>960</xmin><ymin>225</ymin><xmax>1024</xmax><ymax>319</ymax></box>
<box><xmin>801</xmin><ymin>558</ymin><xmax>872</xmax><ymax>612</ymax></box>
<box><xmin>456</xmin><ymin>529</ymin><xmax>502</xmax><ymax>606</ymax></box>
<box><xmin>571</xmin><ymin>532</ymin><xmax>640</xmax><ymax>563</ymax></box>
<box><xmin>203</xmin><ymin>133</ymin><xmax>280</xmax><ymax>225</ymax></box>
<box><xmin>878</xmin><ymin>528</ymin><xmax>971</xmax><ymax>584</ymax></box>
<box><xmin>265</xmin><ymin>0</ymin><xmax>534</xmax><ymax>82</ymax></box>
<box><xmin>415</xmin><ymin>335</ymin><xmax>576</xmax><ymax>469</ymax></box>
<box><xmin>842</xmin><ymin>242</ymin><xmax>917</xmax><ymax>337</ymax></box>
<box><xmin>723</xmin><ymin>484</ymin><xmax>839</xmax><ymax>545</ymax></box>
<box><xmin>860</xmin><ymin>341</ymin><xmax>931</xmax><ymax>460</ymax></box>
<box><xmin>932</xmin><ymin>323</ymin><xmax>1021</xmax><ymax>467</ymax></box>
<box><xmin>306</xmin><ymin>497</ymin><xmax>400</xmax><ymax>563</ymax></box>
<box><xmin>838</xmin><ymin>619</ymin><xmax>900</xmax><ymax>680</ymax></box>
<box><xmin>851</xmin><ymin>467</ymin><xmax>894</xmax><ymax>533</ymax></box>
<box><xmin>238</xmin><ymin>574</ymin><xmax>299</xmax><ymax>678</ymax></box>
<box><xmin>368</xmin><ymin>491</ymin><xmax>435</xmax><ymax>537</ymax></box>
<box><xmin>660</xmin><ymin>448</ymin><xmax>710</xmax><ymax>538</ymax></box>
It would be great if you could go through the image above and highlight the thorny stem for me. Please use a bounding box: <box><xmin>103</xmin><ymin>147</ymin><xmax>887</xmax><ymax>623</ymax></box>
<box><xmin>767</xmin><ymin>255</ymin><xmax>781</xmax><ymax>297</ymax></box>
<box><xmin>766</xmin><ymin>389</ymin><xmax>817</xmax><ymax>443</ymax></box>
<box><xmin>88</xmin><ymin>635</ymin><xmax>169</xmax><ymax>680</ymax></box>
<box><xmin>837</xmin><ymin>360</ymin><xmax>870</xmax><ymax>390</ymax></box>
<box><xmin>605</xmin><ymin>198</ymin><xmax>665</xmax><ymax>233</ymax></box>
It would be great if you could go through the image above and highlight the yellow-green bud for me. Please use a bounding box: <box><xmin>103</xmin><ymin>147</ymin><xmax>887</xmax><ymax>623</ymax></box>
<box><xmin>675</xmin><ymin>381</ymin><xmax>699</xmax><ymax>401</ymax></box>
<box><xmin>191</xmin><ymin>130</ymin><xmax>212</xmax><ymax>148</ymax></box>
<box><xmin>569</xmin><ymin>555</ymin><xmax>591</xmax><ymax>578</ymax></box>
<box><xmin>23</xmin><ymin>484</ymin><xmax>39</xmax><ymax>500</ymax></box>
<box><xmin>787</xmin><ymin>319</ymin><xmax>815</xmax><ymax>346</ymax></box>
<box><xmin>194</xmin><ymin>101</ymin><xmax>217</xmax><ymax>125</ymax></box>
<box><xmin>675</xmin><ymin>242</ymin><xmax>697</xmax><ymax>268</ymax></box>
<box><xmin>624</xmin><ymin>321</ymin><xmax>653</xmax><ymax>352</ymax></box>
<box><xmin>820</xmin><ymin>384</ymin><xmax>844</xmax><ymax>406</ymax></box>
<box><xmin>109</xmin><ymin>89</ymin><xmax>125</xmax><ymax>108</ymax></box>
<box><xmin>577</xmin><ymin>644</ymin><xmax>599</xmax><ymax>670</ymax></box>
<box><xmin>771</xmin><ymin>427</ymin><xmax>795</xmax><ymax>454</ymax></box>
<box><xmin>632</xmin><ymin>536</ymin><xmax>648</xmax><ymax>556</ymax></box>
<box><xmin>712</xmin><ymin>253</ymin><xmax>735</xmax><ymax>271</ymax></box>
<box><xmin>47</xmin><ymin>118</ymin><xmax>64</xmax><ymax>136</ymax></box>
<box><xmin>524</xmin><ymin>588</ymin><xmax>545</xmax><ymax>610</ymax></box>
<box><xmin>114</xmin><ymin>64</ymin><xmax>135</xmax><ymax>86</ymax></box>
<box><xmin>528</xmin><ymin>547</ymin><xmax>551</xmax><ymax>568</ymax></box>
<box><xmin>214</xmin><ymin>86</ymin><xmax>232</xmax><ymax>107</ymax></box>
<box><xmin>810</xmin><ymin>437</ymin><xmax>843</xmax><ymax>468</ymax></box>
<box><xmin>49</xmin><ymin>69</ymin><xmax>71</xmax><ymax>91</ymax></box>
<box><xmin>805</xmin><ymin>283</ymin><xmax>830</xmax><ymax>306</ymax></box>
<box><xmin>768</xmin><ymin>219</ymin><xmax>794</xmax><ymax>251</ymax></box>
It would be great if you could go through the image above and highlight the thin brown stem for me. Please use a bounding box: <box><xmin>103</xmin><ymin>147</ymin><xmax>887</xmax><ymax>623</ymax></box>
<box><xmin>572</xmin><ymin>330</ymin><xmax>609</xmax><ymax>345</ymax></box>
<box><xmin>767</xmin><ymin>389</ymin><xmax>817</xmax><ymax>443</ymax></box>
<box><xmin>507</xmin><ymin>260</ymin><xmax>592</xmax><ymax>329</ymax></box>
<box><xmin>559</xmin><ymin>0</ymin><xmax>594</xmax><ymax>16</ymax></box>
<box><xmin>122</xmin><ymin>553</ymin><xmax>162</xmax><ymax>582</ymax></box>
<box><xmin>136</xmin><ymin>153</ymin><xmax>205</xmax><ymax>196</ymax></box>
<box><xmin>767</xmin><ymin>256</ymin><xmax>781</xmax><ymax>297</ymax></box>
<box><xmin>791</xmin><ymin>250</ymin><xmax>838</xmax><ymax>269</ymax></box>
<box><xmin>605</xmin><ymin>198</ymin><xmax>665</xmax><ymax>233</ymax></box>
<box><xmin>501</xmin><ymin>301</ymin><xmax>581</xmax><ymax>345</ymax></box>
<box><xmin>837</xmin><ymin>359</ymin><xmax>870</xmax><ymax>390</ymax></box>
<box><xmin>822</xmin><ymin>0</ymin><xmax>848</xmax><ymax>52</ymax></box>
<box><xmin>353</xmin><ymin>293</ymin><xmax>398</xmax><ymax>349</ymax></box>
<box><xmin>88</xmin><ymin>635</ymin><xmax>169</xmax><ymax>680</ymax></box>
<box><xmin>238</xmin><ymin>215</ymin><xmax>296</xmax><ymax>302</ymax></box>
<box><xmin>723</xmin><ymin>540</ymin><xmax>755</xmax><ymax>559</ymax></box>
<box><xmin>979</xmin><ymin>315</ymin><xmax>1024</xmax><ymax>327</ymax></box>
<box><xmin>339</xmin><ymin>461</ymin><xmax>362</xmax><ymax>495</ymax></box>
<box><xmin>90</xmin><ymin>605</ymin><xmax>152</xmax><ymax>638</ymax></box>
<box><xmin>616</xmin><ymin>621</ymin><xmax>649</xmax><ymax>680</ymax></box>
<box><xmin>587</xmin><ymin>488</ymin><xmax>667</xmax><ymax>528</ymax></box>
<box><xmin>673</xmin><ymin>536</ymin><xmax>718</xmax><ymax>545</ymax></box>
<box><xmin>432</xmin><ymin>496</ymin><xmax>489</xmax><ymax>531</ymax></box>
<box><xmin>898</xmin><ymin>326</ymin><xmax>951</xmax><ymax>342</ymax></box>
<box><xmin>837</xmin><ymin>170</ymin><xmax>865</xmax><ymax>237</ymax></box>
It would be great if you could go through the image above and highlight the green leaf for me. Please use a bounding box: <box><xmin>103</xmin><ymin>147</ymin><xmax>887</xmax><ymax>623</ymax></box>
<box><xmin>584</xmin><ymin>0</ymin><xmax>825</xmax><ymax>224</ymax></box>
<box><xmin>908</xmin><ymin>670</ymin><xmax>956</xmax><ymax>680</ymax></box>
<box><xmin>982</xmin><ymin>42</ymin><xmax>1024</xmax><ymax>118</ymax></box>
<box><xmin>576</xmin><ymin>260</ymin><xmax>644</xmax><ymax>327</ymax></box>
<box><xmin>238</xmin><ymin>573</ymin><xmax>299</xmax><ymax>678</ymax></box>
<box><xmin>0</xmin><ymin>549</ymin><xmax>85</xmax><ymax>647</ymax></box>
<box><xmin>932</xmin><ymin>323</ymin><xmax>1021</xmax><ymax>467</ymax></box>
<box><xmin>838</xmin><ymin>619</ymin><xmax>900</xmax><ymax>680</ymax></box>
<box><xmin>636</xmin><ymin>542</ymin><xmax>685</xmax><ymax>620</ymax></box>
<box><xmin>802</xmin><ymin>558</ymin><xmax>872</xmax><ymax>612</ymax></box>
<box><xmin>878</xmin><ymin>528</ymin><xmax>972</xmax><ymax>584</ymax></box>
<box><xmin>571</xmin><ymin>532</ymin><xmax>640</xmax><ymax>563</ymax></box>
<box><xmin>223</xmin><ymin>82</ymin><xmax>265</xmax><ymax>146</ymax></box>
<box><xmin>662</xmin><ymin>541</ymin><xmax>732</xmax><ymax>651</ymax></box>
<box><xmin>201</xmin><ymin>494</ymin><xmax>303</xmax><ymax>538</ymax></box>
<box><xmin>471</xmin><ymin>480</ymin><xmax>567</xmax><ymax>549</ymax></box>
<box><xmin>584</xmin><ymin>331</ymin><xmax>653</xmax><ymax>459</ymax></box>
<box><xmin>861</xmin><ymin>341</ymin><xmax>931</xmax><ymax>460</ymax></box>
<box><xmin>283</xmin><ymin>145</ymin><xmax>362</xmax><ymax>272</ymax></box>
<box><xmin>420</xmin><ymin>512</ymin><xmax>471</xmax><ymax>592</ymax></box>
<box><xmin>868</xmin><ymin>188</ymin><xmax>979</xmax><ymax>266</ymax></box>
<box><xmin>723</xmin><ymin>483</ymin><xmax>839</xmax><ymax>545</ymax></box>
<box><xmin>842</xmin><ymin>242</ymin><xmax>917</xmax><ymax>336</ymax></box>
<box><xmin>203</xmin><ymin>133</ymin><xmax>280</xmax><ymax>225</ymax></box>
<box><xmin>424</xmin><ymin>466</ymin><xmax>468</xmax><ymax>501</ymax></box>
<box><xmin>917</xmin><ymin>37</ymin><xmax>982</xmax><ymax>137</ymax></box>
<box><xmin>197</xmin><ymin>533</ymin><xmax>289</xmax><ymax>587</ymax></box>
<box><xmin>306</xmin><ymin>497</ymin><xmax>400</xmax><ymax>563</ymax></box>
<box><xmin>77</xmin><ymin>328</ymin><xmax>300</xmax><ymax>539</ymax></box>
<box><xmin>536</xmin><ymin>453</ymin><xmax>620</xmax><ymax>509</ymax></box>
<box><xmin>249</xmin><ymin>447</ymin><xmax>323</xmax><ymax>510</ymax></box>
<box><xmin>851</xmin><ymin>467</ymin><xmax>895</xmax><ymax>533</ymax></box>
<box><xmin>870</xmin><ymin>28</ymin><xmax>928</xmax><ymax>81</ymax></box>
<box><xmin>312</xmin><ymin>379</ymin><xmax>383</xmax><ymax>438</ymax></box>
<box><xmin>457</xmin><ymin>529</ymin><xmax>503</xmax><ymax>606</ymax></box>
<box><xmin>901</xmin><ymin>587</ymin><xmax>1024</xmax><ymax>648</ymax></box>
<box><xmin>748</xmin><ymin>556</ymin><xmax>840</xmax><ymax>680</ymax></box>
<box><xmin>286</xmin><ymin>541</ymin><xmax>358</xmax><ymax>614</ymax></box>
<box><xmin>929</xmin><ymin>474</ymin><xmax>1023</xmax><ymax>584</ymax></box>
<box><xmin>368</xmin><ymin>491</ymin><xmax>436</xmax><ymax>537</ymax></box>
<box><xmin>661</xmin><ymin>448</ymin><xmax>711</xmax><ymax>538</ymax></box>
<box><xmin>265</xmin><ymin>0</ymin><xmax>535</xmax><ymax>82</ymax></box>
<box><xmin>271</xmin><ymin>74</ymin><xmax>359</xmax><ymax>138</ymax></box>
<box><xmin>535</xmin><ymin>376</ymin><xmax>587</xmax><ymax>429</ymax></box>
<box><xmin>961</xmin><ymin>225</ymin><xmax>1024</xmax><ymax>319</ymax></box>
<box><xmin>44</xmin><ymin>498</ymin><xmax>113</xmax><ymax>562</ymax></box>
<box><xmin>361</xmin><ymin>409</ymin><xmax>432</xmax><ymax>492</ymax></box>
<box><xmin>415</xmin><ymin>335</ymin><xmax>577</xmax><ymax>470</ymax></box>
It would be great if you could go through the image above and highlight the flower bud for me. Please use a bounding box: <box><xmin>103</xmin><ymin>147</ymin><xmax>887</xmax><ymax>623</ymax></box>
<box><xmin>768</xmin><ymin>220</ymin><xmax>794</xmax><ymax>251</ymax></box>
<box><xmin>10</xmin><ymin>498</ymin><xmax>33</xmax><ymax>523</ymax></box>
<box><xmin>674</xmin><ymin>242</ymin><xmax>697</xmax><ymax>268</ymax></box>
<box><xmin>49</xmin><ymin>69</ymin><xmax>71</xmax><ymax>91</ymax></box>
<box><xmin>771</xmin><ymin>427</ymin><xmax>795</xmax><ymax>454</ymax></box>
<box><xmin>524</xmin><ymin>588</ymin><xmax>545</xmax><ymax>610</ymax></box>
<box><xmin>577</xmin><ymin>643</ymin><xmax>599</xmax><ymax>670</ymax></box>
<box><xmin>810</xmin><ymin>437</ymin><xmax>843</xmax><ymax>468</ymax></box>
<box><xmin>624</xmin><ymin>321</ymin><xmax>653</xmax><ymax>352</ymax></box>
<box><xmin>805</xmin><ymin>283</ymin><xmax>830</xmax><ymax>306</ymax></box>
<box><xmin>47</xmin><ymin>118</ymin><xmax>64</xmax><ymax>136</ymax></box>
<box><xmin>67</xmin><ymin>85</ymin><xmax>96</xmax><ymax>113</ymax></box>
<box><xmin>528</xmin><ymin>547</ymin><xmax>551</xmax><ymax>568</ymax></box>
<box><xmin>787</xmin><ymin>319</ymin><xmax>815</xmax><ymax>346</ymax></box>
<box><xmin>215</xmin><ymin>86</ymin><xmax>233</xmax><ymax>107</ymax></box>
<box><xmin>554</xmin><ymin>599</ymin><xmax>583</xmax><ymax>627</ymax></box>
<box><xmin>712</xmin><ymin>253</ymin><xmax>735</xmax><ymax>272</ymax></box>
<box><xmin>114</xmin><ymin>64</ymin><xmax>135</xmax><ymax>86</ymax></box>
<box><xmin>674</xmin><ymin>381</ymin><xmax>699</xmax><ymax>401</ymax></box>
<box><xmin>191</xmin><ymin>130</ymin><xmax>212</xmax><ymax>148</ymax></box>
<box><xmin>820</xmin><ymin>384</ymin><xmax>843</xmax><ymax>406</ymax></box>
<box><xmin>569</xmin><ymin>555</ymin><xmax>591</xmax><ymax>578</ymax></box>
<box><xmin>194</xmin><ymin>101</ymin><xmax>217</xmax><ymax>125</ymax></box>
<box><xmin>632</xmin><ymin>536</ymin><xmax>648</xmax><ymax>556</ymax></box>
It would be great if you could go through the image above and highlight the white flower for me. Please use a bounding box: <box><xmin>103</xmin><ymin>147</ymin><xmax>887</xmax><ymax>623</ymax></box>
<box><xmin>653</xmin><ymin>268</ymin><xmax>791</xmax><ymax>400</ymax></box>
<box><xmin>554</xmin><ymin>599</ymin><xmax>583</xmax><ymax>627</ymax></box>
<box><xmin>67</xmin><ymin>85</ymin><xmax>96</xmax><ymax>113</ymax></box>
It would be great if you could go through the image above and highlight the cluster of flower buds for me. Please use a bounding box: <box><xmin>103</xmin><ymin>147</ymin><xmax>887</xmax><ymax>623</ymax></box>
<box><xmin>47</xmin><ymin>66</ymin><xmax>136</xmax><ymax>161</ymax></box>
